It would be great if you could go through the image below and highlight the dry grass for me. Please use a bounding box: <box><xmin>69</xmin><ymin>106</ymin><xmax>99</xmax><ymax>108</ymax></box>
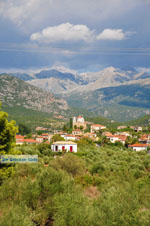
<box><xmin>84</xmin><ymin>186</ymin><xmax>100</xmax><ymax>199</ymax></box>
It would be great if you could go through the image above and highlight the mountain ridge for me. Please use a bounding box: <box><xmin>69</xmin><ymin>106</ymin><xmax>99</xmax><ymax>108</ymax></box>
<box><xmin>1</xmin><ymin>67</ymin><xmax>150</xmax><ymax>122</ymax></box>
<box><xmin>0</xmin><ymin>74</ymin><xmax>68</xmax><ymax>115</ymax></box>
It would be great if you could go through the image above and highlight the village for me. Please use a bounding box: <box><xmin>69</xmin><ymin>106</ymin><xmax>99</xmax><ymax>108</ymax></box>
<box><xmin>15</xmin><ymin>115</ymin><xmax>150</xmax><ymax>153</ymax></box>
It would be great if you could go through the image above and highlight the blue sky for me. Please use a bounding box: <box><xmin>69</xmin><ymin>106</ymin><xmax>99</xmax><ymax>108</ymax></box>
<box><xmin>0</xmin><ymin>0</ymin><xmax>150</xmax><ymax>73</ymax></box>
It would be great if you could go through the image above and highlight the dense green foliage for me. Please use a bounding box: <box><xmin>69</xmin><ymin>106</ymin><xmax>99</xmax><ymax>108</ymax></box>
<box><xmin>0</xmin><ymin>107</ymin><xmax>19</xmax><ymax>183</ymax></box>
<box><xmin>2</xmin><ymin>106</ymin><xmax>63</xmax><ymax>131</ymax></box>
<box><xmin>1</xmin><ymin>143</ymin><xmax>150</xmax><ymax>225</ymax></box>
<box><xmin>85</xmin><ymin>116</ymin><xmax>120</xmax><ymax>129</ymax></box>
<box><xmin>19</xmin><ymin>123</ymin><xmax>31</xmax><ymax>135</ymax></box>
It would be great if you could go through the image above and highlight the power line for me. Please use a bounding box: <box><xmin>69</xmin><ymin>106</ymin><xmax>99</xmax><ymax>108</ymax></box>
<box><xmin>1</xmin><ymin>47</ymin><xmax>150</xmax><ymax>56</ymax></box>
<box><xmin>0</xmin><ymin>42</ymin><xmax>150</xmax><ymax>56</ymax></box>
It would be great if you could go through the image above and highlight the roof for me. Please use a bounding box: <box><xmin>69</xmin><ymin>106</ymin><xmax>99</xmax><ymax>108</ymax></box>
<box><xmin>16</xmin><ymin>139</ymin><xmax>38</xmax><ymax>143</ymax></box>
<box><xmin>102</xmin><ymin>132</ymin><xmax>112</xmax><ymax>136</ymax></box>
<box><xmin>64</xmin><ymin>134</ymin><xmax>76</xmax><ymax>137</ymax></box>
<box><xmin>129</xmin><ymin>143</ymin><xmax>150</xmax><ymax>147</ymax></box>
<box><xmin>107</xmin><ymin>135</ymin><xmax>127</xmax><ymax>141</ymax></box>
<box><xmin>52</xmin><ymin>141</ymin><xmax>77</xmax><ymax>145</ymax></box>
<box><xmin>16</xmin><ymin>135</ymin><xmax>25</xmax><ymax>139</ymax></box>
<box><xmin>91</xmin><ymin>124</ymin><xmax>105</xmax><ymax>127</ymax></box>
<box><xmin>84</xmin><ymin>132</ymin><xmax>96</xmax><ymax>136</ymax></box>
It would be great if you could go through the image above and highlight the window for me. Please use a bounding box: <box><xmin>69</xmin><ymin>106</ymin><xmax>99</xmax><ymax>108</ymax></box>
<box><xmin>55</xmin><ymin>145</ymin><xmax>58</xmax><ymax>151</ymax></box>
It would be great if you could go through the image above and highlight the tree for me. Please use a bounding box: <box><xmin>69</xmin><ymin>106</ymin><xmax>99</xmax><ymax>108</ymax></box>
<box><xmin>18</xmin><ymin>123</ymin><xmax>31</xmax><ymax>135</ymax></box>
<box><xmin>80</xmin><ymin>125</ymin><xmax>83</xmax><ymax>130</ymax></box>
<box><xmin>0</xmin><ymin>105</ymin><xmax>19</xmax><ymax>183</ymax></box>
<box><xmin>52</xmin><ymin>134</ymin><xmax>65</xmax><ymax>142</ymax></box>
<box><xmin>70</xmin><ymin>118</ymin><xmax>73</xmax><ymax>129</ymax></box>
<box><xmin>0</xmin><ymin>110</ymin><xmax>18</xmax><ymax>155</ymax></box>
<box><xmin>63</xmin><ymin>124</ymin><xmax>68</xmax><ymax>132</ymax></box>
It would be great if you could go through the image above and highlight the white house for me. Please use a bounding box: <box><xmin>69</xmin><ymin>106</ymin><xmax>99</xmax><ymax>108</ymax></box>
<box><xmin>90</xmin><ymin>124</ymin><xmax>106</xmax><ymax>133</ymax></box>
<box><xmin>72</xmin><ymin>129</ymin><xmax>83</xmax><ymax>136</ymax></box>
<box><xmin>51</xmin><ymin>141</ymin><xmax>77</xmax><ymax>152</ymax></box>
<box><xmin>107</xmin><ymin>135</ymin><xmax>127</xmax><ymax>145</ymax></box>
<box><xmin>128</xmin><ymin>143</ymin><xmax>150</xmax><ymax>151</ymax></box>
<box><xmin>134</xmin><ymin>126</ymin><xmax>143</xmax><ymax>132</ymax></box>
<box><xmin>60</xmin><ymin>134</ymin><xmax>78</xmax><ymax>141</ymax></box>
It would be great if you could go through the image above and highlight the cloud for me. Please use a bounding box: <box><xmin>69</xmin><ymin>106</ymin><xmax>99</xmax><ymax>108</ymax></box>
<box><xmin>97</xmin><ymin>29</ymin><xmax>135</xmax><ymax>40</ymax></box>
<box><xmin>30</xmin><ymin>23</ymin><xmax>95</xmax><ymax>43</ymax></box>
<box><xmin>0</xmin><ymin>0</ymin><xmax>144</xmax><ymax>32</ymax></box>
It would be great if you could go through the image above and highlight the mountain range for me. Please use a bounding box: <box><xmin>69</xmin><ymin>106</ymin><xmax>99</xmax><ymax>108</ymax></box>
<box><xmin>1</xmin><ymin>66</ymin><xmax>150</xmax><ymax>122</ymax></box>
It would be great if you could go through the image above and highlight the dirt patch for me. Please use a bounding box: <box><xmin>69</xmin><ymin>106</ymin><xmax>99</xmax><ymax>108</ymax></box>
<box><xmin>84</xmin><ymin>186</ymin><xmax>100</xmax><ymax>199</ymax></box>
<box><xmin>139</xmin><ymin>207</ymin><xmax>149</xmax><ymax>212</ymax></box>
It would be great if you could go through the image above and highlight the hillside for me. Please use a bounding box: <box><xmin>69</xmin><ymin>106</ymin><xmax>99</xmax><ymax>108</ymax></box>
<box><xmin>127</xmin><ymin>114</ymin><xmax>150</xmax><ymax>126</ymax></box>
<box><xmin>0</xmin><ymin>74</ymin><xmax>68</xmax><ymax>118</ymax></box>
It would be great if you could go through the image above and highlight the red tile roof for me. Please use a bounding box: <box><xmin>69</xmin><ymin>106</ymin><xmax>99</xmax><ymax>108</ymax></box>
<box><xmin>91</xmin><ymin>124</ymin><xmax>105</xmax><ymax>127</ymax></box>
<box><xmin>16</xmin><ymin>139</ymin><xmax>38</xmax><ymax>144</ymax></box>
<box><xmin>129</xmin><ymin>143</ymin><xmax>150</xmax><ymax>147</ymax></box>
<box><xmin>16</xmin><ymin>135</ymin><xmax>25</xmax><ymax>139</ymax></box>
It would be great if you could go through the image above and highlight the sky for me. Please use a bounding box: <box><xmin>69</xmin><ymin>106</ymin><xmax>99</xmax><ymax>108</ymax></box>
<box><xmin>0</xmin><ymin>0</ymin><xmax>150</xmax><ymax>73</ymax></box>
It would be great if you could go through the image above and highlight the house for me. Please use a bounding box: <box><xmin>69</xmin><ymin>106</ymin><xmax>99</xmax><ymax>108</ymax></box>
<box><xmin>134</xmin><ymin>126</ymin><xmax>142</xmax><ymax>132</ymax></box>
<box><xmin>72</xmin><ymin>129</ymin><xmax>83</xmax><ymax>136</ymax></box>
<box><xmin>16</xmin><ymin>134</ymin><xmax>25</xmax><ymax>140</ymax></box>
<box><xmin>128</xmin><ymin>143</ymin><xmax>150</xmax><ymax>151</ymax></box>
<box><xmin>35</xmin><ymin>127</ymin><xmax>48</xmax><ymax>131</ymax></box>
<box><xmin>83</xmin><ymin>132</ymin><xmax>98</xmax><ymax>141</ymax></box>
<box><xmin>35</xmin><ymin>136</ymin><xmax>44</xmax><ymax>143</ymax></box>
<box><xmin>62</xmin><ymin>134</ymin><xmax>78</xmax><ymax>141</ymax></box>
<box><xmin>41</xmin><ymin>133</ymin><xmax>53</xmax><ymax>142</ymax></box>
<box><xmin>51</xmin><ymin>141</ymin><xmax>77</xmax><ymax>152</ymax></box>
<box><xmin>16</xmin><ymin>138</ymin><xmax>38</xmax><ymax>145</ymax></box>
<box><xmin>117</xmin><ymin>126</ymin><xmax>127</xmax><ymax>130</ymax></box>
<box><xmin>102</xmin><ymin>131</ymin><xmax>112</xmax><ymax>136</ymax></box>
<box><xmin>116</xmin><ymin>132</ymin><xmax>131</xmax><ymax>137</ymax></box>
<box><xmin>107</xmin><ymin>135</ymin><xmax>127</xmax><ymax>145</ymax></box>
<box><xmin>139</xmin><ymin>134</ymin><xmax>150</xmax><ymax>144</ymax></box>
<box><xmin>90</xmin><ymin>124</ymin><xmax>106</xmax><ymax>133</ymax></box>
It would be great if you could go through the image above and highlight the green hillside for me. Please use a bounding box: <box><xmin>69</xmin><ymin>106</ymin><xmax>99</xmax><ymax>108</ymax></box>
<box><xmin>85</xmin><ymin>115</ymin><xmax>120</xmax><ymax>128</ymax></box>
<box><xmin>127</xmin><ymin>114</ymin><xmax>150</xmax><ymax>126</ymax></box>
<box><xmin>2</xmin><ymin>106</ymin><xmax>65</xmax><ymax>131</ymax></box>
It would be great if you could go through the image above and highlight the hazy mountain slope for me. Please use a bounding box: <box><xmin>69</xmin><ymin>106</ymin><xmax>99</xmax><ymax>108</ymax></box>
<box><xmin>28</xmin><ymin>77</ymin><xmax>81</xmax><ymax>94</ymax></box>
<box><xmin>1</xmin><ymin>67</ymin><xmax>150</xmax><ymax>122</ymax></box>
<box><xmin>64</xmin><ymin>81</ymin><xmax>150</xmax><ymax>122</ymax></box>
<box><xmin>0</xmin><ymin>75</ymin><xmax>68</xmax><ymax>115</ymax></box>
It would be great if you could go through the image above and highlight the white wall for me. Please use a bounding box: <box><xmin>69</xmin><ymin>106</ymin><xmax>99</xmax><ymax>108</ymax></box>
<box><xmin>64</xmin><ymin>136</ymin><xmax>77</xmax><ymax>141</ymax></box>
<box><xmin>51</xmin><ymin>144</ymin><xmax>77</xmax><ymax>152</ymax></box>
<box><xmin>132</xmin><ymin>147</ymin><xmax>147</xmax><ymax>151</ymax></box>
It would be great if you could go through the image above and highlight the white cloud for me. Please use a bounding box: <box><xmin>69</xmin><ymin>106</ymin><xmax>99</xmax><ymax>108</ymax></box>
<box><xmin>97</xmin><ymin>29</ymin><xmax>134</xmax><ymax>40</ymax></box>
<box><xmin>30</xmin><ymin>23</ymin><xmax>95</xmax><ymax>42</ymax></box>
